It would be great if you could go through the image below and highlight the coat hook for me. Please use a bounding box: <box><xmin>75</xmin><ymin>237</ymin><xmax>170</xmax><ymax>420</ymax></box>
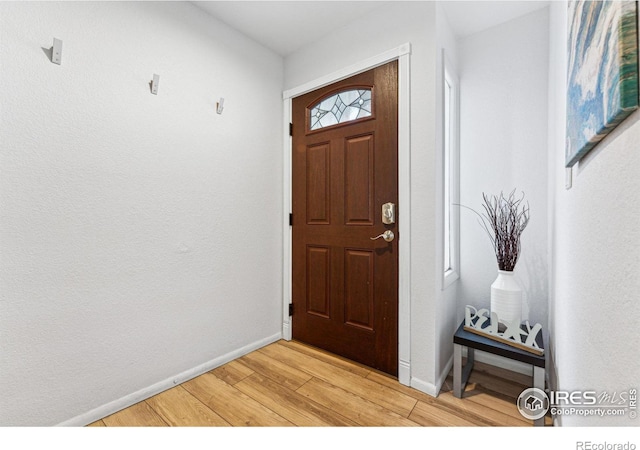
<box><xmin>150</xmin><ymin>74</ymin><xmax>160</xmax><ymax>95</ymax></box>
<box><xmin>216</xmin><ymin>97</ymin><xmax>224</xmax><ymax>114</ymax></box>
<box><xmin>51</xmin><ymin>38</ymin><xmax>62</xmax><ymax>65</ymax></box>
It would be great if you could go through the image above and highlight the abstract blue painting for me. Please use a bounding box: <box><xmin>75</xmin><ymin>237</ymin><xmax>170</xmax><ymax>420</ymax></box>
<box><xmin>566</xmin><ymin>0</ymin><xmax>639</xmax><ymax>167</ymax></box>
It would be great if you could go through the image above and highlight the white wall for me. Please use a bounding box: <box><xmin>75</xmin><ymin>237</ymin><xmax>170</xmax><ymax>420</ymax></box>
<box><xmin>0</xmin><ymin>1</ymin><xmax>284</xmax><ymax>426</ymax></box>
<box><xmin>548</xmin><ymin>1</ymin><xmax>640</xmax><ymax>427</ymax></box>
<box><xmin>285</xmin><ymin>1</ymin><xmax>443</xmax><ymax>394</ymax></box>
<box><xmin>435</xmin><ymin>1</ymin><xmax>462</xmax><ymax>390</ymax></box>
<box><xmin>458</xmin><ymin>7</ymin><xmax>550</xmax><ymax>343</ymax></box>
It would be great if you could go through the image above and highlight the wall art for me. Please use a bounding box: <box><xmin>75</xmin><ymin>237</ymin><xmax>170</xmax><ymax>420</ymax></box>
<box><xmin>566</xmin><ymin>0</ymin><xmax>639</xmax><ymax>167</ymax></box>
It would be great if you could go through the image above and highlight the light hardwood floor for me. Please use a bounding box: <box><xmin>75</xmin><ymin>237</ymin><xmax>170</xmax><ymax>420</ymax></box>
<box><xmin>88</xmin><ymin>339</ymin><xmax>549</xmax><ymax>427</ymax></box>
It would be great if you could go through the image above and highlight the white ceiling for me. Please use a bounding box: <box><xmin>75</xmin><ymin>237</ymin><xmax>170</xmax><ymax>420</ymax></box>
<box><xmin>440</xmin><ymin>1</ymin><xmax>550</xmax><ymax>38</ymax></box>
<box><xmin>192</xmin><ymin>1</ymin><xmax>551</xmax><ymax>56</ymax></box>
<box><xmin>192</xmin><ymin>1</ymin><xmax>390</xmax><ymax>56</ymax></box>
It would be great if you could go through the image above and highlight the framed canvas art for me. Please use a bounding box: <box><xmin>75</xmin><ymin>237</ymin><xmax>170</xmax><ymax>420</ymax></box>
<box><xmin>566</xmin><ymin>0</ymin><xmax>639</xmax><ymax>167</ymax></box>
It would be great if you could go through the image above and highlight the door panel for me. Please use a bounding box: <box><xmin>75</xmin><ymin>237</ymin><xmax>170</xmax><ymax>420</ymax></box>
<box><xmin>344</xmin><ymin>249</ymin><xmax>374</xmax><ymax>330</ymax></box>
<box><xmin>306</xmin><ymin>246</ymin><xmax>330</xmax><ymax>318</ymax></box>
<box><xmin>344</xmin><ymin>134</ymin><xmax>375</xmax><ymax>225</ymax></box>
<box><xmin>305</xmin><ymin>143</ymin><xmax>331</xmax><ymax>224</ymax></box>
<box><xmin>292</xmin><ymin>61</ymin><xmax>398</xmax><ymax>376</ymax></box>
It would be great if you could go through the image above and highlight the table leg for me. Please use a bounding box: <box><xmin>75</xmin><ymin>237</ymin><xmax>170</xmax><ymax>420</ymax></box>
<box><xmin>454</xmin><ymin>344</ymin><xmax>474</xmax><ymax>398</ymax></box>
<box><xmin>533</xmin><ymin>365</ymin><xmax>545</xmax><ymax>427</ymax></box>
<box><xmin>453</xmin><ymin>344</ymin><xmax>462</xmax><ymax>398</ymax></box>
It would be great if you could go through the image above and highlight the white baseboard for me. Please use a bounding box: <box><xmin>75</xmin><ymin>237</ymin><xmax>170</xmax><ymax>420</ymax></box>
<box><xmin>282</xmin><ymin>321</ymin><xmax>292</xmax><ymax>341</ymax></box>
<box><xmin>398</xmin><ymin>359</ymin><xmax>411</xmax><ymax>386</ymax></box>
<box><xmin>436</xmin><ymin>355</ymin><xmax>454</xmax><ymax>395</ymax></box>
<box><xmin>408</xmin><ymin>351</ymin><xmax>536</xmax><ymax>400</ymax></box>
<box><xmin>410</xmin><ymin>356</ymin><xmax>454</xmax><ymax>398</ymax></box>
<box><xmin>57</xmin><ymin>332</ymin><xmax>282</xmax><ymax>427</ymax></box>
<box><xmin>410</xmin><ymin>376</ymin><xmax>438</xmax><ymax>397</ymax></box>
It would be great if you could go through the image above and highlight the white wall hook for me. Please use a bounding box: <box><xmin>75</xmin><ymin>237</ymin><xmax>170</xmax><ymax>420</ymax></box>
<box><xmin>51</xmin><ymin>38</ymin><xmax>62</xmax><ymax>65</ymax></box>
<box><xmin>216</xmin><ymin>97</ymin><xmax>224</xmax><ymax>114</ymax></box>
<box><xmin>151</xmin><ymin>74</ymin><xmax>160</xmax><ymax>95</ymax></box>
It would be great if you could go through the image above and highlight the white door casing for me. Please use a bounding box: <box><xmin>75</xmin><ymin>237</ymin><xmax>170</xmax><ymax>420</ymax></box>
<box><xmin>281</xmin><ymin>43</ymin><xmax>412</xmax><ymax>385</ymax></box>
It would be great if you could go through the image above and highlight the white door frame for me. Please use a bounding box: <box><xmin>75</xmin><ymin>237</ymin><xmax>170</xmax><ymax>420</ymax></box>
<box><xmin>281</xmin><ymin>43</ymin><xmax>412</xmax><ymax>385</ymax></box>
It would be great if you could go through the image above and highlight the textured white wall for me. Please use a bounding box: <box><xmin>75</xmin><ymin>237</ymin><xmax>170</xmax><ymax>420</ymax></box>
<box><xmin>435</xmin><ymin>1</ymin><xmax>462</xmax><ymax>389</ymax></box>
<box><xmin>0</xmin><ymin>1</ymin><xmax>283</xmax><ymax>426</ymax></box>
<box><xmin>548</xmin><ymin>1</ymin><xmax>640</xmax><ymax>427</ymax></box>
<box><xmin>285</xmin><ymin>1</ymin><xmax>441</xmax><ymax>393</ymax></box>
<box><xmin>458</xmin><ymin>7</ymin><xmax>550</xmax><ymax>336</ymax></box>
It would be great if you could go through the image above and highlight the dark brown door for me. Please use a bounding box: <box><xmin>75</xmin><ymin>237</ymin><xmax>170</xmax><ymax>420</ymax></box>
<box><xmin>291</xmin><ymin>61</ymin><xmax>398</xmax><ymax>376</ymax></box>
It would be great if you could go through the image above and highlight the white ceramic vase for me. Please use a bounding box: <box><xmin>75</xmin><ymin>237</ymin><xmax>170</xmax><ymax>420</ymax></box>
<box><xmin>490</xmin><ymin>270</ymin><xmax>522</xmax><ymax>325</ymax></box>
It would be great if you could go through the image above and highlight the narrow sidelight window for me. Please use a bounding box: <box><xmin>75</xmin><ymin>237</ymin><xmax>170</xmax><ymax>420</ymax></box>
<box><xmin>443</xmin><ymin>55</ymin><xmax>460</xmax><ymax>287</ymax></box>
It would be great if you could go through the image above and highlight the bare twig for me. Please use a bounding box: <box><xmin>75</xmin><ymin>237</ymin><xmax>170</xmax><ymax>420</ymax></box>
<box><xmin>457</xmin><ymin>190</ymin><xmax>530</xmax><ymax>271</ymax></box>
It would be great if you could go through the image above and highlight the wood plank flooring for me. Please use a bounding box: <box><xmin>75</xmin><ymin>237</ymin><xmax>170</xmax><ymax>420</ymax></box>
<box><xmin>88</xmin><ymin>340</ymin><xmax>549</xmax><ymax>427</ymax></box>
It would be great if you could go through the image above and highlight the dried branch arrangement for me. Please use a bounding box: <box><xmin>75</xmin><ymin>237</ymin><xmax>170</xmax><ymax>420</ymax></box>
<box><xmin>461</xmin><ymin>191</ymin><xmax>530</xmax><ymax>271</ymax></box>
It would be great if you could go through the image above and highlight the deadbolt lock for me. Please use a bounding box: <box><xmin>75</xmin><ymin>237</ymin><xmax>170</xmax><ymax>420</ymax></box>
<box><xmin>382</xmin><ymin>202</ymin><xmax>396</xmax><ymax>224</ymax></box>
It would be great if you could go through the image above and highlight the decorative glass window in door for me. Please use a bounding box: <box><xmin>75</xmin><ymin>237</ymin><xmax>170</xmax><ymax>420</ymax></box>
<box><xmin>309</xmin><ymin>89</ymin><xmax>372</xmax><ymax>130</ymax></box>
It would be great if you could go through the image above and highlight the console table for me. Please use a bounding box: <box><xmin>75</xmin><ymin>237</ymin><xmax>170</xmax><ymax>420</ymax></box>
<box><xmin>452</xmin><ymin>321</ymin><xmax>546</xmax><ymax>426</ymax></box>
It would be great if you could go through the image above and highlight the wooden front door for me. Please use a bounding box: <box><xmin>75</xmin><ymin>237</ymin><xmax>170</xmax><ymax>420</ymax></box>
<box><xmin>291</xmin><ymin>61</ymin><xmax>398</xmax><ymax>376</ymax></box>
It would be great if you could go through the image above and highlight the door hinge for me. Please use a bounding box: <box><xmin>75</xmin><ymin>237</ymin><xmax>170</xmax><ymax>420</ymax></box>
<box><xmin>289</xmin><ymin>213</ymin><xmax>293</xmax><ymax>226</ymax></box>
<box><xmin>288</xmin><ymin>303</ymin><xmax>294</xmax><ymax>316</ymax></box>
<box><xmin>289</xmin><ymin>123</ymin><xmax>293</xmax><ymax>137</ymax></box>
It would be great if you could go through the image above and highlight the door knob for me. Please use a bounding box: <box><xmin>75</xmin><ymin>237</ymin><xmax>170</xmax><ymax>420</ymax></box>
<box><xmin>370</xmin><ymin>230</ymin><xmax>394</xmax><ymax>242</ymax></box>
